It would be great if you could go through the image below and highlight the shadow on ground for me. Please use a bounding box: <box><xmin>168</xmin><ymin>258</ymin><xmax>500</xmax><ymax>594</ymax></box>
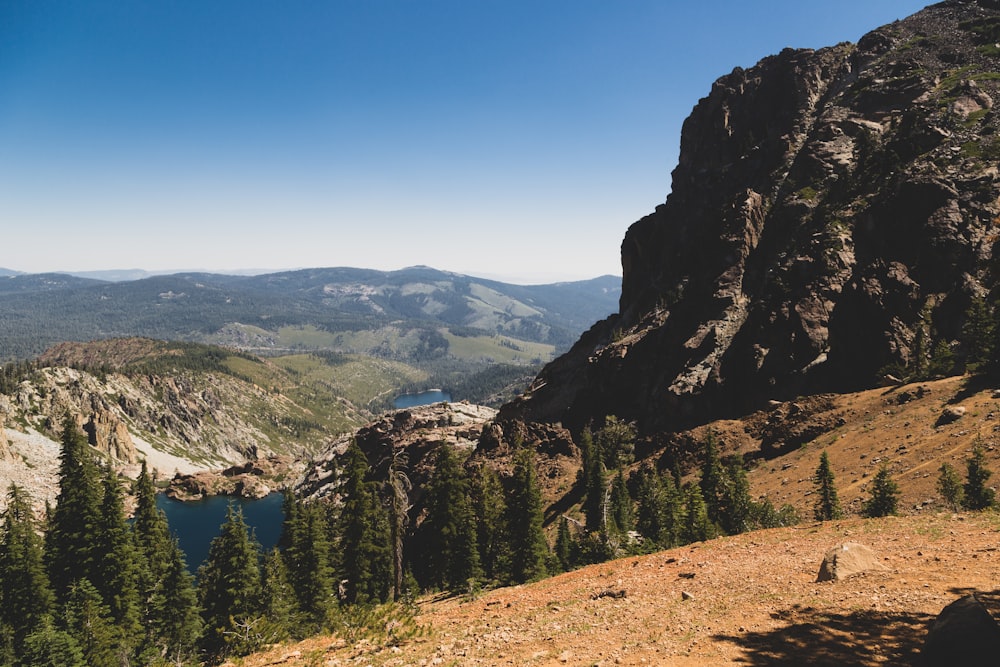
<box><xmin>712</xmin><ymin>603</ymin><xmax>933</xmax><ymax>666</ymax></box>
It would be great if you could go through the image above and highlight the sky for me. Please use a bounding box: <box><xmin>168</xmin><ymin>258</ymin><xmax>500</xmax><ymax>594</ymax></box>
<box><xmin>1</xmin><ymin>1</ymin><xmax>932</xmax><ymax>284</ymax></box>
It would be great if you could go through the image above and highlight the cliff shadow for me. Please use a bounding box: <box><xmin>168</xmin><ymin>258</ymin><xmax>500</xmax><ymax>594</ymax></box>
<box><xmin>711</xmin><ymin>603</ymin><xmax>932</xmax><ymax>666</ymax></box>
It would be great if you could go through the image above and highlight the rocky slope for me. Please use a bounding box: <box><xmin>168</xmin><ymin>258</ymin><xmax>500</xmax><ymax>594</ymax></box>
<box><xmin>0</xmin><ymin>338</ymin><xmax>369</xmax><ymax>508</ymax></box>
<box><xmin>503</xmin><ymin>0</ymin><xmax>1000</xmax><ymax>439</ymax></box>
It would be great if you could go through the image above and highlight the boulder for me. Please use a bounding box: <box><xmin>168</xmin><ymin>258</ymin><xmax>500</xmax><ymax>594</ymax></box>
<box><xmin>922</xmin><ymin>594</ymin><xmax>1000</xmax><ymax>666</ymax></box>
<box><xmin>816</xmin><ymin>542</ymin><xmax>886</xmax><ymax>582</ymax></box>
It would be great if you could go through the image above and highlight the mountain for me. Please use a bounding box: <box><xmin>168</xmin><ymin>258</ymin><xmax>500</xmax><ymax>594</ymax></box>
<box><xmin>502</xmin><ymin>0</ymin><xmax>1000</xmax><ymax>440</ymax></box>
<box><xmin>0</xmin><ymin>266</ymin><xmax>620</xmax><ymax>363</ymax></box>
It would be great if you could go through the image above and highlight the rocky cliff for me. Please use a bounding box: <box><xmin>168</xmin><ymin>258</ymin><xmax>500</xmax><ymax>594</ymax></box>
<box><xmin>503</xmin><ymin>0</ymin><xmax>1000</xmax><ymax>438</ymax></box>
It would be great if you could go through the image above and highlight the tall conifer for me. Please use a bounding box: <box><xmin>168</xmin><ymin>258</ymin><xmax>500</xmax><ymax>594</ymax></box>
<box><xmin>197</xmin><ymin>505</ymin><xmax>263</xmax><ymax>659</ymax></box>
<box><xmin>506</xmin><ymin>447</ymin><xmax>548</xmax><ymax>584</ymax></box>
<box><xmin>46</xmin><ymin>415</ymin><xmax>103</xmax><ymax>601</ymax></box>
<box><xmin>470</xmin><ymin>464</ymin><xmax>509</xmax><ymax>584</ymax></box>
<box><xmin>337</xmin><ymin>441</ymin><xmax>392</xmax><ymax>604</ymax></box>
<box><xmin>420</xmin><ymin>445</ymin><xmax>481</xmax><ymax>591</ymax></box>
<box><xmin>813</xmin><ymin>451</ymin><xmax>843</xmax><ymax>521</ymax></box>
<box><xmin>93</xmin><ymin>466</ymin><xmax>140</xmax><ymax>648</ymax></box>
<box><xmin>0</xmin><ymin>484</ymin><xmax>55</xmax><ymax>654</ymax></box>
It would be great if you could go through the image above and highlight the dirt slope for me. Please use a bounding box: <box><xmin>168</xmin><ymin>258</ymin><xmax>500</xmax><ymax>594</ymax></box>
<box><xmin>235</xmin><ymin>511</ymin><xmax>1000</xmax><ymax>666</ymax></box>
<box><xmin>232</xmin><ymin>374</ymin><xmax>1000</xmax><ymax>666</ymax></box>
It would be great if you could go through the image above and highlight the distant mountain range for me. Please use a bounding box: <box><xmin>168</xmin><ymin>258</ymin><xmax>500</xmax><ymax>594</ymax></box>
<box><xmin>0</xmin><ymin>266</ymin><xmax>621</xmax><ymax>363</ymax></box>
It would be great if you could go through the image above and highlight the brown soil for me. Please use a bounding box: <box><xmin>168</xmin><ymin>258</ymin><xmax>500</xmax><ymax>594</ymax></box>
<box><xmin>235</xmin><ymin>375</ymin><xmax>1000</xmax><ymax>666</ymax></box>
<box><xmin>235</xmin><ymin>511</ymin><xmax>1000</xmax><ymax>666</ymax></box>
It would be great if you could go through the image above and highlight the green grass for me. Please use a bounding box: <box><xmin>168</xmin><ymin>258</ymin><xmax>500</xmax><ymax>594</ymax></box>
<box><xmin>443</xmin><ymin>331</ymin><xmax>554</xmax><ymax>364</ymax></box>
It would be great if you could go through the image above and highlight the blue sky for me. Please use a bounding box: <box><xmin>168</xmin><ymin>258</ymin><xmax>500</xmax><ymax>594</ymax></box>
<box><xmin>1</xmin><ymin>1</ymin><xmax>930</xmax><ymax>283</ymax></box>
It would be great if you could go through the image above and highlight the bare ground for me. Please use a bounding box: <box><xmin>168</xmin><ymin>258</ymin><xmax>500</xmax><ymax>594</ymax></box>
<box><xmin>235</xmin><ymin>375</ymin><xmax>1000</xmax><ymax>667</ymax></box>
<box><xmin>233</xmin><ymin>510</ymin><xmax>1000</xmax><ymax>667</ymax></box>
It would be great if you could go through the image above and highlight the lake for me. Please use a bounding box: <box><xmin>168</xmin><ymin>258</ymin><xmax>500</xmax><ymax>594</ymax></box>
<box><xmin>393</xmin><ymin>389</ymin><xmax>452</xmax><ymax>409</ymax></box>
<box><xmin>156</xmin><ymin>492</ymin><xmax>284</xmax><ymax>572</ymax></box>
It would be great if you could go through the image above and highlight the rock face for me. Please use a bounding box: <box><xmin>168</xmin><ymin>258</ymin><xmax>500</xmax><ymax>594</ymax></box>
<box><xmin>816</xmin><ymin>542</ymin><xmax>886</xmax><ymax>582</ymax></box>
<box><xmin>0</xmin><ymin>411</ymin><xmax>12</xmax><ymax>462</ymax></box>
<box><xmin>83</xmin><ymin>409</ymin><xmax>138</xmax><ymax>463</ymax></box>
<box><xmin>296</xmin><ymin>401</ymin><xmax>499</xmax><ymax>503</ymax></box>
<box><xmin>503</xmin><ymin>1</ymin><xmax>1000</xmax><ymax>437</ymax></box>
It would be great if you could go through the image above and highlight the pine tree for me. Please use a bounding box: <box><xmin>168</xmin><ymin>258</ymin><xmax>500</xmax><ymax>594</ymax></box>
<box><xmin>698</xmin><ymin>431</ymin><xmax>728</xmax><ymax>527</ymax></box>
<box><xmin>152</xmin><ymin>537</ymin><xmax>202</xmax><ymax>666</ymax></box>
<box><xmin>608</xmin><ymin>468</ymin><xmax>633</xmax><ymax>536</ymax></box>
<box><xmin>911</xmin><ymin>303</ymin><xmax>932</xmax><ymax>380</ymax></box>
<box><xmin>260</xmin><ymin>550</ymin><xmax>297</xmax><ymax>642</ymax></box>
<box><xmin>45</xmin><ymin>415</ymin><xmax>103</xmax><ymax>601</ymax></box>
<box><xmin>963</xmin><ymin>295</ymin><xmax>994</xmax><ymax>370</ymax></box>
<box><xmin>0</xmin><ymin>484</ymin><xmax>55</xmax><ymax>654</ymax></box>
<box><xmin>18</xmin><ymin>617</ymin><xmax>85</xmax><ymax>667</ymax></box>
<box><xmin>660</xmin><ymin>473</ymin><xmax>684</xmax><ymax>548</ymax></box>
<box><xmin>554</xmin><ymin>516</ymin><xmax>573</xmax><ymax>571</ymax></box>
<box><xmin>506</xmin><ymin>447</ymin><xmax>548</xmax><ymax>584</ymax></box>
<box><xmin>470</xmin><ymin>464</ymin><xmax>509</xmax><ymax>584</ymax></box>
<box><xmin>64</xmin><ymin>578</ymin><xmax>121</xmax><ymax>667</ymax></box>
<box><xmin>813</xmin><ymin>451</ymin><xmax>843</xmax><ymax>521</ymax></box>
<box><xmin>337</xmin><ymin>441</ymin><xmax>392</xmax><ymax>604</ymax></box>
<box><xmin>937</xmin><ymin>462</ymin><xmax>965</xmax><ymax>510</ymax></box>
<box><xmin>580</xmin><ymin>427</ymin><xmax>606</xmax><ymax>533</ymax></box>
<box><xmin>131</xmin><ymin>461</ymin><xmax>201</xmax><ymax>664</ymax></box>
<box><xmin>197</xmin><ymin>505</ymin><xmax>263</xmax><ymax>659</ymax></box>
<box><xmin>720</xmin><ymin>459</ymin><xmax>753</xmax><ymax>535</ymax></box>
<box><xmin>963</xmin><ymin>441</ymin><xmax>996</xmax><ymax>511</ymax></box>
<box><xmin>421</xmin><ymin>445</ymin><xmax>481</xmax><ymax>591</ymax></box>
<box><xmin>863</xmin><ymin>464</ymin><xmax>900</xmax><ymax>518</ymax></box>
<box><xmin>283</xmin><ymin>499</ymin><xmax>333</xmax><ymax>629</ymax></box>
<box><xmin>594</xmin><ymin>416</ymin><xmax>637</xmax><ymax>468</ymax></box>
<box><xmin>92</xmin><ymin>466</ymin><xmax>140</xmax><ymax>650</ymax></box>
<box><xmin>635</xmin><ymin>466</ymin><xmax>666</xmax><ymax>546</ymax></box>
<box><xmin>682</xmin><ymin>485</ymin><xmax>714</xmax><ymax>544</ymax></box>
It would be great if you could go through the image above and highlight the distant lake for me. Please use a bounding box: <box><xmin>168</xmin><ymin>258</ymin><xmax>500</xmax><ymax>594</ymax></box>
<box><xmin>393</xmin><ymin>389</ymin><xmax>452</xmax><ymax>409</ymax></box>
<box><xmin>156</xmin><ymin>492</ymin><xmax>284</xmax><ymax>572</ymax></box>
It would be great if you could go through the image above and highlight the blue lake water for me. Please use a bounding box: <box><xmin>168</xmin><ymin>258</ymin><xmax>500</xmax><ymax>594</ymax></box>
<box><xmin>156</xmin><ymin>492</ymin><xmax>284</xmax><ymax>572</ymax></box>
<box><xmin>393</xmin><ymin>389</ymin><xmax>452</xmax><ymax>409</ymax></box>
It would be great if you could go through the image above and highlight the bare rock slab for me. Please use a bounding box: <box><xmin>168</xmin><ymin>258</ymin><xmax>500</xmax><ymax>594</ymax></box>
<box><xmin>816</xmin><ymin>542</ymin><xmax>886</xmax><ymax>582</ymax></box>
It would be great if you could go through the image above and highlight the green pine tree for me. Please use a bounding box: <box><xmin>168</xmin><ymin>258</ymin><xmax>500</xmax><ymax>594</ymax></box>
<box><xmin>698</xmin><ymin>431</ymin><xmax>728</xmax><ymax>527</ymax></box>
<box><xmin>64</xmin><ymin>578</ymin><xmax>122</xmax><ymax>667</ymax></box>
<box><xmin>962</xmin><ymin>295</ymin><xmax>993</xmax><ymax>370</ymax></box>
<box><xmin>18</xmin><ymin>617</ymin><xmax>85</xmax><ymax>667</ymax></box>
<box><xmin>45</xmin><ymin>416</ymin><xmax>103</xmax><ymax>601</ymax></box>
<box><xmin>682</xmin><ymin>485</ymin><xmax>714</xmax><ymax>544</ymax></box>
<box><xmin>660</xmin><ymin>473</ymin><xmax>684</xmax><ymax>548</ymax></box>
<box><xmin>470</xmin><ymin>464</ymin><xmax>509</xmax><ymax>584</ymax></box>
<box><xmin>0</xmin><ymin>484</ymin><xmax>55</xmax><ymax>654</ymax></box>
<box><xmin>337</xmin><ymin>441</ymin><xmax>392</xmax><ymax>605</ymax></box>
<box><xmin>635</xmin><ymin>466</ymin><xmax>666</xmax><ymax>547</ymax></box>
<box><xmin>963</xmin><ymin>441</ymin><xmax>996</xmax><ymax>511</ymax></box>
<box><xmin>93</xmin><ymin>466</ymin><xmax>140</xmax><ymax>650</ymax></box>
<box><xmin>720</xmin><ymin>459</ymin><xmax>754</xmax><ymax>535</ymax></box>
<box><xmin>421</xmin><ymin>445</ymin><xmax>481</xmax><ymax>592</ymax></box>
<box><xmin>197</xmin><ymin>505</ymin><xmax>263</xmax><ymax>660</ymax></box>
<box><xmin>813</xmin><ymin>451</ymin><xmax>843</xmax><ymax>521</ymax></box>
<box><xmin>283</xmin><ymin>498</ymin><xmax>333</xmax><ymax>629</ymax></box>
<box><xmin>608</xmin><ymin>468</ymin><xmax>633</xmax><ymax>536</ymax></box>
<box><xmin>151</xmin><ymin>537</ymin><xmax>202</xmax><ymax>666</ymax></box>
<box><xmin>554</xmin><ymin>516</ymin><xmax>573</xmax><ymax>571</ymax></box>
<box><xmin>260</xmin><ymin>550</ymin><xmax>297</xmax><ymax>642</ymax></box>
<box><xmin>863</xmin><ymin>464</ymin><xmax>900</xmax><ymax>518</ymax></box>
<box><xmin>506</xmin><ymin>447</ymin><xmax>548</xmax><ymax>584</ymax></box>
<box><xmin>937</xmin><ymin>462</ymin><xmax>965</xmax><ymax>510</ymax></box>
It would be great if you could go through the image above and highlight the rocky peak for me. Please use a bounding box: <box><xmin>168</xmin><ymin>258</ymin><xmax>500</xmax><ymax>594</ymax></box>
<box><xmin>503</xmin><ymin>1</ymin><xmax>1000</xmax><ymax>437</ymax></box>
